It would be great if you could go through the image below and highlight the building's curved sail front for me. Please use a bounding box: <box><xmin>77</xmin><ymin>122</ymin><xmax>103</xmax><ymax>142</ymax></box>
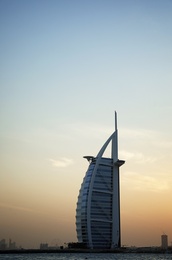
<box><xmin>76</xmin><ymin>113</ymin><xmax>125</xmax><ymax>249</ymax></box>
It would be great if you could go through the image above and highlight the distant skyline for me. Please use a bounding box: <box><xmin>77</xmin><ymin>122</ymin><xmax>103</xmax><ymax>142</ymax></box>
<box><xmin>0</xmin><ymin>0</ymin><xmax>172</xmax><ymax>248</ymax></box>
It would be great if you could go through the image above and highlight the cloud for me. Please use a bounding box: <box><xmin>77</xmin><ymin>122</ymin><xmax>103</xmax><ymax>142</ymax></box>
<box><xmin>120</xmin><ymin>150</ymin><xmax>156</xmax><ymax>164</ymax></box>
<box><xmin>121</xmin><ymin>127</ymin><xmax>172</xmax><ymax>147</ymax></box>
<box><xmin>120</xmin><ymin>128</ymin><xmax>156</xmax><ymax>139</ymax></box>
<box><xmin>154</xmin><ymin>140</ymin><xmax>172</xmax><ymax>149</ymax></box>
<box><xmin>0</xmin><ymin>202</ymin><xmax>36</xmax><ymax>213</ymax></box>
<box><xmin>48</xmin><ymin>157</ymin><xmax>74</xmax><ymax>168</ymax></box>
<box><xmin>122</xmin><ymin>172</ymin><xmax>169</xmax><ymax>192</ymax></box>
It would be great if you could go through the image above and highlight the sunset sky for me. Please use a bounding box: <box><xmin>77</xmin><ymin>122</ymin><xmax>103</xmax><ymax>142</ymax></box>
<box><xmin>0</xmin><ymin>0</ymin><xmax>172</xmax><ymax>249</ymax></box>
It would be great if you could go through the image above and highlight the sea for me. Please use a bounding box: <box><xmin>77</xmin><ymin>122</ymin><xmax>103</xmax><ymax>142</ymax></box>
<box><xmin>0</xmin><ymin>253</ymin><xmax>171</xmax><ymax>260</ymax></box>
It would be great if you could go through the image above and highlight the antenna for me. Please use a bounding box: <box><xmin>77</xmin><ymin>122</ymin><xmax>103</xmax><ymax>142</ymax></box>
<box><xmin>115</xmin><ymin>111</ymin><xmax>117</xmax><ymax>131</ymax></box>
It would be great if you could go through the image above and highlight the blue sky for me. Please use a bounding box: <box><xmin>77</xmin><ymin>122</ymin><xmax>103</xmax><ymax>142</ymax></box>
<box><xmin>0</xmin><ymin>0</ymin><xmax>172</xmax><ymax>248</ymax></box>
<box><xmin>1</xmin><ymin>0</ymin><xmax>172</xmax><ymax>129</ymax></box>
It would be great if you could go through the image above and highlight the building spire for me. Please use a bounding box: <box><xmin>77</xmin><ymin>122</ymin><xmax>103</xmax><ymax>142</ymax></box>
<box><xmin>115</xmin><ymin>111</ymin><xmax>117</xmax><ymax>131</ymax></box>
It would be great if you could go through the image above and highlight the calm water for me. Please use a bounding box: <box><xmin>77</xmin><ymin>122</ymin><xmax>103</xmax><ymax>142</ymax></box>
<box><xmin>0</xmin><ymin>253</ymin><xmax>171</xmax><ymax>260</ymax></box>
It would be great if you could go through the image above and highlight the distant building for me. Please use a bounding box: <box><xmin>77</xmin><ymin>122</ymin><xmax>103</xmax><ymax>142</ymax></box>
<box><xmin>0</xmin><ymin>239</ymin><xmax>7</xmax><ymax>250</ymax></box>
<box><xmin>161</xmin><ymin>234</ymin><xmax>168</xmax><ymax>249</ymax></box>
<box><xmin>76</xmin><ymin>112</ymin><xmax>125</xmax><ymax>249</ymax></box>
<box><xmin>40</xmin><ymin>243</ymin><xmax>49</xmax><ymax>249</ymax></box>
<box><xmin>9</xmin><ymin>239</ymin><xmax>17</xmax><ymax>250</ymax></box>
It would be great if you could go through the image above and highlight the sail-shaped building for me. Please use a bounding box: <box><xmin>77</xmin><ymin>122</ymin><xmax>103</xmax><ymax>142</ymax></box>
<box><xmin>76</xmin><ymin>112</ymin><xmax>125</xmax><ymax>249</ymax></box>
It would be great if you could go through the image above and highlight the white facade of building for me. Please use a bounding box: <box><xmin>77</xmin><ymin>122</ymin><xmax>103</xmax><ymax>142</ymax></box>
<box><xmin>76</xmin><ymin>113</ymin><xmax>125</xmax><ymax>249</ymax></box>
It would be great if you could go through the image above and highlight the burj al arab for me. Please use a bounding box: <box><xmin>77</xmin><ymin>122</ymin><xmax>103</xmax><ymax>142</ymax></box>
<box><xmin>76</xmin><ymin>112</ymin><xmax>125</xmax><ymax>249</ymax></box>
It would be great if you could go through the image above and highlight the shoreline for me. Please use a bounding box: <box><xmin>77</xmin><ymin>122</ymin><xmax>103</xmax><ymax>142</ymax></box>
<box><xmin>0</xmin><ymin>248</ymin><xmax>172</xmax><ymax>254</ymax></box>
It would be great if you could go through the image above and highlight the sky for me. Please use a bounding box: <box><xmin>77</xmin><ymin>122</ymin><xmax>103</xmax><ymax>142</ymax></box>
<box><xmin>0</xmin><ymin>0</ymin><xmax>172</xmax><ymax>249</ymax></box>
